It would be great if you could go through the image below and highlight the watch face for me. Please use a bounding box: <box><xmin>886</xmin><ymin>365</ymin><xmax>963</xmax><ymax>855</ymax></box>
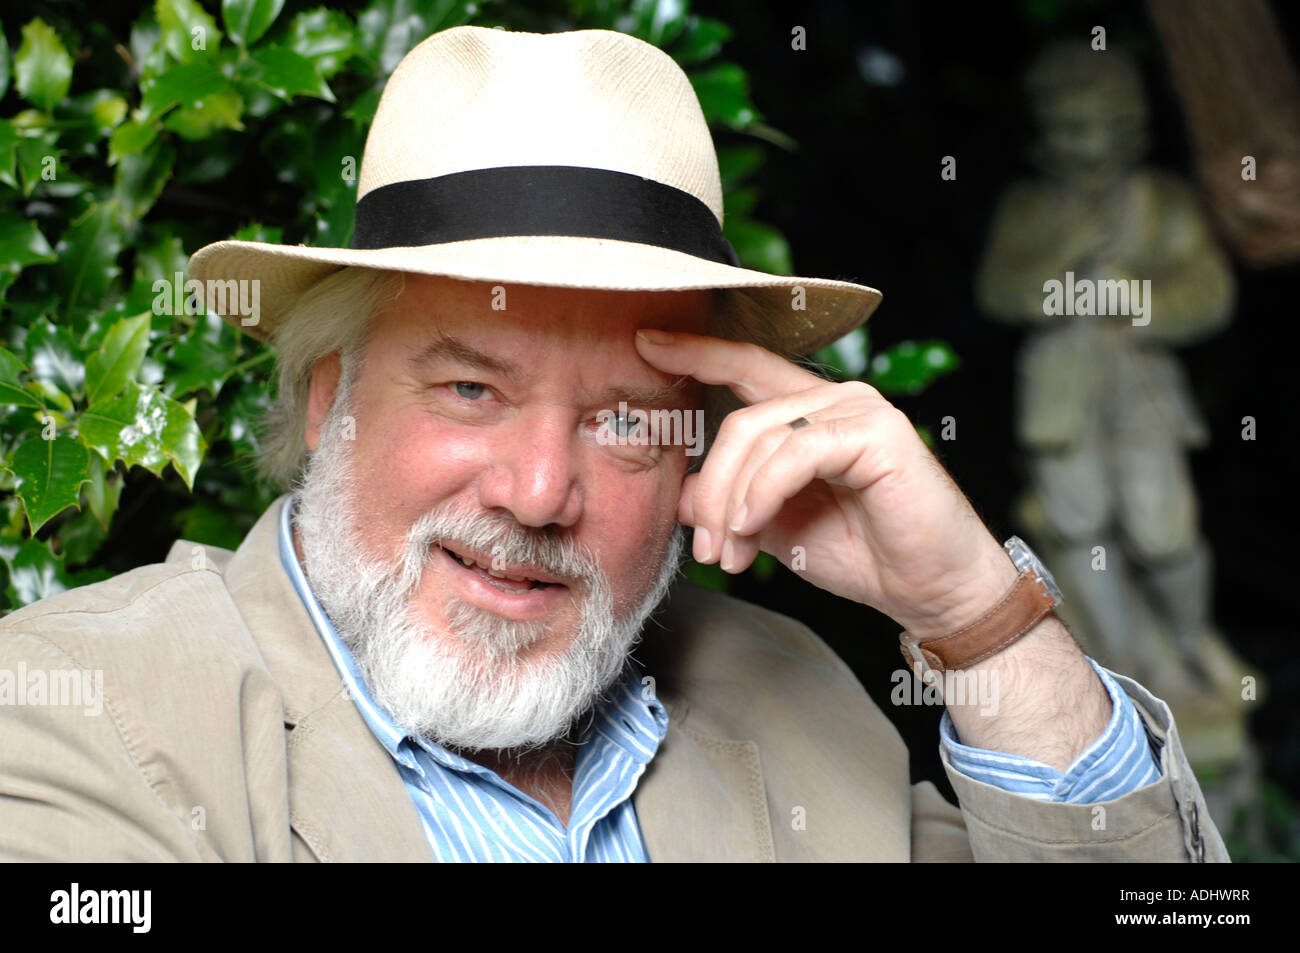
<box><xmin>1003</xmin><ymin>536</ymin><xmax>1065</xmax><ymax>607</ymax></box>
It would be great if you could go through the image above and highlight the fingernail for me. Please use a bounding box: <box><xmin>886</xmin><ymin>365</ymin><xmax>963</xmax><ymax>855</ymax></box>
<box><xmin>721</xmin><ymin>538</ymin><xmax>735</xmax><ymax>573</ymax></box>
<box><xmin>728</xmin><ymin>503</ymin><xmax>748</xmax><ymax>534</ymax></box>
<box><xmin>694</xmin><ymin>526</ymin><xmax>712</xmax><ymax>562</ymax></box>
<box><xmin>636</xmin><ymin>329</ymin><xmax>673</xmax><ymax>345</ymax></box>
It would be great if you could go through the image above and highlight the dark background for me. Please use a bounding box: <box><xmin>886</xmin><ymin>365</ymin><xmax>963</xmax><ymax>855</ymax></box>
<box><xmin>692</xmin><ymin>0</ymin><xmax>1300</xmax><ymax>824</ymax></box>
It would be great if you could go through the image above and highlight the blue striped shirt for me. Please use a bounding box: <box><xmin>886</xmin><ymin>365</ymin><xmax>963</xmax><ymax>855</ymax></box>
<box><xmin>279</xmin><ymin>496</ymin><xmax>1163</xmax><ymax>861</ymax></box>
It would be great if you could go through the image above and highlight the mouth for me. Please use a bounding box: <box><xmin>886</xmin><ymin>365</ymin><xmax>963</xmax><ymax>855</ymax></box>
<box><xmin>436</xmin><ymin>542</ymin><xmax>567</xmax><ymax>595</ymax></box>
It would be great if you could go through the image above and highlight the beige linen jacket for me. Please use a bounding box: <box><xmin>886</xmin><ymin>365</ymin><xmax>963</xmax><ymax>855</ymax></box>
<box><xmin>0</xmin><ymin>496</ymin><xmax>1226</xmax><ymax>862</ymax></box>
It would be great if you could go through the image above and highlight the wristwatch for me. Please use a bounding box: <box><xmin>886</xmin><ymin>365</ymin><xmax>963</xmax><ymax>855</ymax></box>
<box><xmin>898</xmin><ymin>536</ymin><xmax>1064</xmax><ymax>675</ymax></box>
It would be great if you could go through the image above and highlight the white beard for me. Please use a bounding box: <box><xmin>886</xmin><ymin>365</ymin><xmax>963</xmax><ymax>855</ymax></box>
<box><xmin>292</xmin><ymin>384</ymin><xmax>684</xmax><ymax>753</ymax></box>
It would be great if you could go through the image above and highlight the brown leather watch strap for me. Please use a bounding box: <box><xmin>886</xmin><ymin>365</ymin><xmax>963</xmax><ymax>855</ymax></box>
<box><xmin>898</xmin><ymin>569</ymin><xmax>1057</xmax><ymax>673</ymax></box>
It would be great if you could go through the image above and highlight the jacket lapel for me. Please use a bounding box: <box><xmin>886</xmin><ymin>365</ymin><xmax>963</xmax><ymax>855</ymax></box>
<box><xmin>221</xmin><ymin>495</ymin><xmax>433</xmax><ymax>862</ymax></box>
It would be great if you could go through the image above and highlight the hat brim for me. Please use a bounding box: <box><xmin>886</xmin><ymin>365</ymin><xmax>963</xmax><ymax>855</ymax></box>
<box><xmin>186</xmin><ymin>234</ymin><xmax>882</xmax><ymax>355</ymax></box>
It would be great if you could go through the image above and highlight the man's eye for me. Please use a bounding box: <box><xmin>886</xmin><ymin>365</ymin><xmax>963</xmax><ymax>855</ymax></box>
<box><xmin>451</xmin><ymin>381</ymin><xmax>488</xmax><ymax>400</ymax></box>
<box><xmin>603</xmin><ymin>411</ymin><xmax>643</xmax><ymax>438</ymax></box>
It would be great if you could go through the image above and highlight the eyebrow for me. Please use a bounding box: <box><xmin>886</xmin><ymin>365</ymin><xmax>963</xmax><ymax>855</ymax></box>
<box><xmin>407</xmin><ymin>330</ymin><xmax>522</xmax><ymax>380</ymax></box>
<box><xmin>599</xmin><ymin>379</ymin><xmax>691</xmax><ymax>407</ymax></box>
<box><xmin>407</xmin><ymin>330</ymin><xmax>693</xmax><ymax>407</ymax></box>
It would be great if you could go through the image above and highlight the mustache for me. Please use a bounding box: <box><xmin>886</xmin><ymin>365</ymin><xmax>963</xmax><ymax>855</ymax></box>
<box><xmin>401</xmin><ymin>503</ymin><xmax>603</xmax><ymax>591</ymax></box>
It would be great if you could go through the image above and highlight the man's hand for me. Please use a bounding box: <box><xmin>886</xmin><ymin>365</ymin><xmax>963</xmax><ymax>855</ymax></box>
<box><xmin>635</xmin><ymin>328</ymin><xmax>1112</xmax><ymax>770</ymax></box>
<box><xmin>634</xmin><ymin>328</ymin><xmax>1017</xmax><ymax>638</ymax></box>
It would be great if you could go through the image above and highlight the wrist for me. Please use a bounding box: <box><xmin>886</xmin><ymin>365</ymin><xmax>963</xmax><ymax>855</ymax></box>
<box><xmin>896</xmin><ymin>535</ymin><xmax>1064</xmax><ymax>678</ymax></box>
<box><xmin>897</xmin><ymin>540</ymin><xmax>1022</xmax><ymax>641</ymax></box>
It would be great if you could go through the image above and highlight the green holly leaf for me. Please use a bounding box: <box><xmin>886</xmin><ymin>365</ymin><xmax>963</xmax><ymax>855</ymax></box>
<box><xmin>91</xmin><ymin>94</ymin><xmax>130</xmax><ymax>133</ymax></box>
<box><xmin>287</xmin><ymin>7</ymin><xmax>359</xmax><ymax>78</ymax></box>
<box><xmin>232</xmin><ymin>222</ymin><xmax>283</xmax><ymax>243</ymax></box>
<box><xmin>113</xmin><ymin>137</ymin><xmax>176</xmax><ymax>226</ymax></box>
<box><xmin>0</xmin><ymin>120</ymin><xmax>20</xmax><ymax>189</ymax></box>
<box><xmin>108</xmin><ymin>119</ymin><xmax>160</xmax><ymax>164</ymax></box>
<box><xmin>24</xmin><ymin>318</ymin><xmax>84</xmax><ymax>401</ymax></box>
<box><xmin>163</xmin><ymin>89</ymin><xmax>244</xmax><ymax>139</ymax></box>
<box><xmin>357</xmin><ymin>0</ymin><xmax>476</xmax><ymax>76</ymax></box>
<box><xmin>223</xmin><ymin>379</ymin><xmax>270</xmax><ymax>458</ymax></box>
<box><xmin>673</xmin><ymin>16</ymin><xmax>731</xmax><ymax>64</ymax></box>
<box><xmin>14</xmin><ymin>130</ymin><xmax>59</xmax><ymax>196</ymax></box>
<box><xmin>133</xmin><ymin>233</ymin><xmax>190</xmax><ymax>292</ymax></box>
<box><xmin>223</xmin><ymin>0</ymin><xmax>286</xmax><ymax>48</ymax></box>
<box><xmin>0</xmin><ymin>22</ymin><xmax>10</xmax><ymax>101</ymax></box>
<box><xmin>620</xmin><ymin>0</ymin><xmax>689</xmax><ymax>47</ymax></box>
<box><xmin>0</xmin><ymin>206</ymin><xmax>57</xmax><ymax>278</ymax></box>
<box><xmin>56</xmin><ymin>503</ymin><xmax>112</xmax><ymax>566</ymax></box>
<box><xmin>0</xmin><ymin>346</ymin><xmax>44</xmax><ymax>410</ymax></box>
<box><xmin>14</xmin><ymin>19</ymin><xmax>73</xmax><ymax>112</ymax></box>
<box><xmin>164</xmin><ymin>334</ymin><xmax>233</xmax><ymax>399</ymax></box>
<box><xmin>79</xmin><ymin>381</ymin><xmax>206</xmax><ymax>487</ymax></box>
<box><xmin>690</xmin><ymin>63</ymin><xmax>758</xmax><ymax>129</ymax></box>
<box><xmin>85</xmin><ymin>313</ymin><xmax>152</xmax><ymax>405</ymax></box>
<box><xmin>1</xmin><ymin>537</ymin><xmax>74</xmax><ymax>606</ymax></box>
<box><xmin>242</xmin><ymin>45</ymin><xmax>335</xmax><ymax>101</ymax></box>
<box><xmin>344</xmin><ymin>84</ymin><xmax>381</xmax><ymax>127</ymax></box>
<box><xmin>717</xmin><ymin>144</ymin><xmax>763</xmax><ymax>188</ymax></box>
<box><xmin>130</xmin><ymin>11</ymin><xmax>169</xmax><ymax>78</ymax></box>
<box><xmin>156</xmin><ymin>0</ymin><xmax>222</xmax><ymax>63</ymax></box>
<box><xmin>867</xmin><ymin>340</ymin><xmax>960</xmax><ymax>396</ymax></box>
<box><xmin>54</xmin><ymin>200</ymin><xmax>126</xmax><ymax>315</ymax></box>
<box><xmin>140</xmin><ymin>60</ymin><xmax>227</xmax><ymax>121</ymax></box>
<box><xmin>723</xmin><ymin>217</ymin><xmax>791</xmax><ymax>275</ymax></box>
<box><xmin>8</xmin><ymin>434</ymin><xmax>90</xmax><ymax>532</ymax></box>
<box><xmin>84</xmin><ymin>451</ymin><xmax>123</xmax><ymax>530</ymax></box>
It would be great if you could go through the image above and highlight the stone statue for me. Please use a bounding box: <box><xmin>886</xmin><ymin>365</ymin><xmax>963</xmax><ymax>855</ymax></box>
<box><xmin>976</xmin><ymin>41</ymin><xmax>1256</xmax><ymax>768</ymax></box>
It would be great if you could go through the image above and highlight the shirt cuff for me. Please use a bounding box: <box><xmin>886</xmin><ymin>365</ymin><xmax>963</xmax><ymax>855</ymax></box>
<box><xmin>938</xmin><ymin>657</ymin><xmax>1164</xmax><ymax>803</ymax></box>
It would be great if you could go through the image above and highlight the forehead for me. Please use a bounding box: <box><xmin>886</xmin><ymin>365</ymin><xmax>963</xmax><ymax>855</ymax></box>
<box><xmin>378</xmin><ymin>273</ymin><xmax>713</xmax><ymax>339</ymax></box>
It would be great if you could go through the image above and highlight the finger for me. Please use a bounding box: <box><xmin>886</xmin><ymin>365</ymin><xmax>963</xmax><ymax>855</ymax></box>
<box><xmin>733</xmin><ymin>415</ymin><xmax>888</xmax><ymax>540</ymax></box>
<box><xmin>719</xmin><ymin>530</ymin><xmax>764</xmax><ymax>575</ymax></box>
<box><xmin>634</xmin><ymin>329</ymin><xmax>824</xmax><ymax>406</ymax></box>
<box><xmin>692</xmin><ymin>381</ymin><xmax>880</xmax><ymax>563</ymax></box>
<box><xmin>677</xmin><ymin>472</ymin><xmax>700</xmax><ymax>527</ymax></box>
<box><xmin>678</xmin><ymin>473</ymin><xmax>714</xmax><ymax>563</ymax></box>
<box><xmin>720</xmin><ymin>411</ymin><xmax>872</xmax><ymax>574</ymax></box>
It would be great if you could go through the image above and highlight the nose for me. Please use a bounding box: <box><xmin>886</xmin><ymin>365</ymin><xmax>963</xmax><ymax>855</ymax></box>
<box><xmin>475</xmin><ymin>408</ymin><xmax>583</xmax><ymax>529</ymax></box>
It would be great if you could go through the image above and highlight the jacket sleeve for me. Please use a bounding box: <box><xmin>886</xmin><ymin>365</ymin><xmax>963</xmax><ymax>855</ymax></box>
<box><xmin>934</xmin><ymin>667</ymin><xmax>1229</xmax><ymax>862</ymax></box>
<box><xmin>0</xmin><ymin>631</ymin><xmax>205</xmax><ymax>861</ymax></box>
<box><xmin>911</xmin><ymin>779</ymin><xmax>976</xmax><ymax>862</ymax></box>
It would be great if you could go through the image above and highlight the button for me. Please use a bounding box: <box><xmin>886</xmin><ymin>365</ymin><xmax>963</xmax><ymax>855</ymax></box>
<box><xmin>1189</xmin><ymin>802</ymin><xmax>1205</xmax><ymax>862</ymax></box>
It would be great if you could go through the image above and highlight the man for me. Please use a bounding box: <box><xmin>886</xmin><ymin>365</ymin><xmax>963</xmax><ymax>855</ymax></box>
<box><xmin>0</xmin><ymin>26</ymin><xmax>1224</xmax><ymax>862</ymax></box>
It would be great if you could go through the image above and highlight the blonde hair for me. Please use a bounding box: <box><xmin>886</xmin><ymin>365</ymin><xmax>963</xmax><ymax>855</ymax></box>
<box><xmin>256</xmin><ymin>268</ymin><xmax>799</xmax><ymax>489</ymax></box>
<box><xmin>258</xmin><ymin>267</ymin><xmax>406</xmax><ymax>489</ymax></box>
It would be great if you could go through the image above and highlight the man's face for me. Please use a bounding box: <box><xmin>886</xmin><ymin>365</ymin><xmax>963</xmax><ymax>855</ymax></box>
<box><xmin>293</xmin><ymin>273</ymin><xmax>710</xmax><ymax>751</ymax></box>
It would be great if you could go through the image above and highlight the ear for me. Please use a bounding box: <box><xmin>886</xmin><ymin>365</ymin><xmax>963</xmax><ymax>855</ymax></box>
<box><xmin>304</xmin><ymin>352</ymin><xmax>343</xmax><ymax>453</ymax></box>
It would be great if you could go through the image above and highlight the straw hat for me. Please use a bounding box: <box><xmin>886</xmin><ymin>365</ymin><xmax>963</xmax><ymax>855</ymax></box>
<box><xmin>187</xmin><ymin>25</ymin><xmax>882</xmax><ymax>354</ymax></box>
